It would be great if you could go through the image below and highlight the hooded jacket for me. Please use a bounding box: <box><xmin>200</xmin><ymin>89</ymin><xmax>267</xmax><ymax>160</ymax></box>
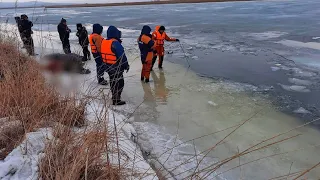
<box><xmin>105</xmin><ymin>26</ymin><xmax>129</xmax><ymax>73</ymax></box>
<box><xmin>57</xmin><ymin>18</ymin><xmax>71</xmax><ymax>42</ymax></box>
<box><xmin>138</xmin><ymin>26</ymin><xmax>155</xmax><ymax>62</ymax></box>
<box><xmin>76</xmin><ymin>23</ymin><xmax>89</xmax><ymax>46</ymax></box>
<box><xmin>90</xmin><ymin>24</ymin><xmax>104</xmax><ymax>54</ymax></box>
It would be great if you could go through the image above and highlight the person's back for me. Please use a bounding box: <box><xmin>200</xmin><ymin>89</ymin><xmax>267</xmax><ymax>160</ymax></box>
<box><xmin>138</xmin><ymin>25</ymin><xmax>155</xmax><ymax>83</ymax></box>
<box><xmin>76</xmin><ymin>24</ymin><xmax>89</xmax><ymax>46</ymax></box>
<box><xmin>19</xmin><ymin>14</ymin><xmax>34</xmax><ymax>56</ymax></box>
<box><xmin>89</xmin><ymin>24</ymin><xmax>108</xmax><ymax>85</ymax></box>
<box><xmin>101</xmin><ymin>26</ymin><xmax>129</xmax><ymax>105</ymax></box>
<box><xmin>57</xmin><ymin>18</ymin><xmax>71</xmax><ymax>54</ymax></box>
<box><xmin>76</xmin><ymin>24</ymin><xmax>90</xmax><ymax>61</ymax></box>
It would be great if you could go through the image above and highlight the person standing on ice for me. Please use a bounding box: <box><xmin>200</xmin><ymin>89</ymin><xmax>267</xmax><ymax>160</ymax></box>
<box><xmin>19</xmin><ymin>14</ymin><xmax>35</xmax><ymax>56</ymax></box>
<box><xmin>57</xmin><ymin>18</ymin><xmax>71</xmax><ymax>54</ymax></box>
<box><xmin>76</xmin><ymin>23</ymin><xmax>91</xmax><ymax>61</ymax></box>
<box><xmin>138</xmin><ymin>25</ymin><xmax>156</xmax><ymax>83</ymax></box>
<box><xmin>151</xmin><ymin>25</ymin><xmax>179</xmax><ymax>70</ymax></box>
<box><xmin>101</xmin><ymin>26</ymin><xmax>129</xmax><ymax>105</ymax></box>
<box><xmin>89</xmin><ymin>24</ymin><xmax>108</xmax><ymax>85</ymax></box>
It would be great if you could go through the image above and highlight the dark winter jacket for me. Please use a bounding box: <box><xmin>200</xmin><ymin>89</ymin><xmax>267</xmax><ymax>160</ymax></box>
<box><xmin>138</xmin><ymin>25</ymin><xmax>154</xmax><ymax>62</ymax></box>
<box><xmin>57</xmin><ymin>20</ymin><xmax>71</xmax><ymax>42</ymax></box>
<box><xmin>106</xmin><ymin>26</ymin><xmax>129</xmax><ymax>73</ymax></box>
<box><xmin>76</xmin><ymin>24</ymin><xmax>89</xmax><ymax>46</ymax></box>
<box><xmin>19</xmin><ymin>19</ymin><xmax>33</xmax><ymax>38</ymax></box>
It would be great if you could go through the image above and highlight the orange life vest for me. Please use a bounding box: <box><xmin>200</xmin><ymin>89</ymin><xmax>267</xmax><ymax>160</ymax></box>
<box><xmin>101</xmin><ymin>39</ymin><xmax>117</xmax><ymax>64</ymax></box>
<box><xmin>155</xmin><ymin>31</ymin><xmax>166</xmax><ymax>46</ymax></box>
<box><xmin>89</xmin><ymin>34</ymin><xmax>103</xmax><ymax>53</ymax></box>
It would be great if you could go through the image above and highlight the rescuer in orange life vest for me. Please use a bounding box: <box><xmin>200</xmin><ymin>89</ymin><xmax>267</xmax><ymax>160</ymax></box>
<box><xmin>89</xmin><ymin>24</ymin><xmax>108</xmax><ymax>85</ymax></box>
<box><xmin>151</xmin><ymin>25</ymin><xmax>179</xmax><ymax>70</ymax></box>
<box><xmin>138</xmin><ymin>25</ymin><xmax>156</xmax><ymax>83</ymax></box>
<box><xmin>101</xmin><ymin>26</ymin><xmax>130</xmax><ymax>106</ymax></box>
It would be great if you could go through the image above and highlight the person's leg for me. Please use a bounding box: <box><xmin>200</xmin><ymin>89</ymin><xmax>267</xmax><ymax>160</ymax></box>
<box><xmin>158</xmin><ymin>56</ymin><xmax>164</xmax><ymax>69</ymax></box>
<box><xmin>108</xmin><ymin>72</ymin><xmax>125</xmax><ymax>105</ymax></box>
<box><xmin>82</xmin><ymin>47</ymin><xmax>88</xmax><ymax>61</ymax></box>
<box><xmin>63</xmin><ymin>40</ymin><xmax>71</xmax><ymax>54</ymax></box>
<box><xmin>141</xmin><ymin>64</ymin><xmax>145</xmax><ymax>81</ymax></box>
<box><xmin>151</xmin><ymin>52</ymin><xmax>157</xmax><ymax>71</ymax></box>
<box><xmin>94</xmin><ymin>55</ymin><xmax>107</xmax><ymax>85</ymax></box>
<box><xmin>29</xmin><ymin>37</ymin><xmax>35</xmax><ymax>55</ymax></box>
<box><xmin>115</xmin><ymin>72</ymin><xmax>124</xmax><ymax>102</ymax></box>
<box><xmin>158</xmin><ymin>46</ymin><xmax>165</xmax><ymax>69</ymax></box>
<box><xmin>24</xmin><ymin>37</ymin><xmax>34</xmax><ymax>56</ymax></box>
<box><xmin>144</xmin><ymin>60</ymin><xmax>152</xmax><ymax>83</ymax></box>
<box><xmin>85</xmin><ymin>47</ymin><xmax>91</xmax><ymax>60</ymax></box>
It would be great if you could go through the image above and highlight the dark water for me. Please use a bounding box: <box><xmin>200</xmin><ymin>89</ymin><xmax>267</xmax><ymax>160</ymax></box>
<box><xmin>1</xmin><ymin>0</ymin><xmax>320</xmax><ymax>124</ymax></box>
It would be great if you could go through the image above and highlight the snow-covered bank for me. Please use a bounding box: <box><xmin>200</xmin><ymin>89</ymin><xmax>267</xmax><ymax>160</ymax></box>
<box><xmin>0</xmin><ymin>129</ymin><xmax>52</xmax><ymax>180</ymax></box>
<box><xmin>0</xmin><ymin>24</ymin><xmax>158</xmax><ymax>179</ymax></box>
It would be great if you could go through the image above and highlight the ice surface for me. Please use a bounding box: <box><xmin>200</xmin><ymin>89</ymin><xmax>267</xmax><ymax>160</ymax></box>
<box><xmin>277</xmin><ymin>40</ymin><xmax>320</xmax><ymax>50</ymax></box>
<box><xmin>133</xmin><ymin>122</ymin><xmax>223</xmax><ymax>180</ymax></box>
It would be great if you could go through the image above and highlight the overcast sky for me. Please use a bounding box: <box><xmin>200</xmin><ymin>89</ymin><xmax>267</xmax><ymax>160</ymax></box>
<box><xmin>0</xmin><ymin>0</ymin><xmax>147</xmax><ymax>3</ymax></box>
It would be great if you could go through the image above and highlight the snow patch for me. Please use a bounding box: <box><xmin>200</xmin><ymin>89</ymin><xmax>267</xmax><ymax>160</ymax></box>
<box><xmin>0</xmin><ymin>129</ymin><xmax>52</xmax><ymax>180</ymax></box>
<box><xmin>208</xmin><ymin>101</ymin><xmax>218</xmax><ymax>106</ymax></box>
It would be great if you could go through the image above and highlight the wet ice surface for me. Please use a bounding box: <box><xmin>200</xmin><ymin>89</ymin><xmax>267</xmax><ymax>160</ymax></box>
<box><xmin>123</xmin><ymin>58</ymin><xmax>320</xmax><ymax>179</ymax></box>
<box><xmin>2</xmin><ymin>0</ymin><xmax>320</xmax><ymax>178</ymax></box>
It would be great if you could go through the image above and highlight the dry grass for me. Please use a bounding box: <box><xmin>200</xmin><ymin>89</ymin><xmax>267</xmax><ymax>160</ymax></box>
<box><xmin>0</xmin><ymin>40</ymin><xmax>121</xmax><ymax>179</ymax></box>
<box><xmin>39</xmin><ymin>129</ymin><xmax>121</xmax><ymax>180</ymax></box>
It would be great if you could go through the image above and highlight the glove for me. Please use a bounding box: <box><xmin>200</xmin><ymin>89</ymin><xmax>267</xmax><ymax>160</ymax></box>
<box><xmin>176</xmin><ymin>39</ymin><xmax>180</xmax><ymax>42</ymax></box>
<box><xmin>142</xmin><ymin>60</ymin><xmax>146</xmax><ymax>64</ymax></box>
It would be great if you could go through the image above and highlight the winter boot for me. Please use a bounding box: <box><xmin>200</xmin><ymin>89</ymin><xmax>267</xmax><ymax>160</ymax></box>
<box><xmin>145</xmin><ymin>79</ymin><xmax>150</xmax><ymax>83</ymax></box>
<box><xmin>98</xmin><ymin>78</ymin><xmax>108</xmax><ymax>85</ymax></box>
<box><xmin>113</xmin><ymin>100</ymin><xmax>126</xmax><ymax>106</ymax></box>
<box><xmin>141</xmin><ymin>77</ymin><xmax>145</xmax><ymax>81</ymax></box>
<box><xmin>80</xmin><ymin>68</ymin><xmax>91</xmax><ymax>74</ymax></box>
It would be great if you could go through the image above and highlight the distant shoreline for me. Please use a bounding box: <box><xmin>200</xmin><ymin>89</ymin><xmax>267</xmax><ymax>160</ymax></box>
<box><xmin>0</xmin><ymin>0</ymin><xmax>254</xmax><ymax>9</ymax></box>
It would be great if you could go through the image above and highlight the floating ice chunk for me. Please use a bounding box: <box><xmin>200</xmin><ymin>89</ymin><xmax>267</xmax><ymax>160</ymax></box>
<box><xmin>288</xmin><ymin>78</ymin><xmax>312</xmax><ymax>86</ymax></box>
<box><xmin>293</xmin><ymin>107</ymin><xmax>311</xmax><ymax>114</ymax></box>
<box><xmin>271</xmin><ymin>66</ymin><xmax>280</xmax><ymax>71</ymax></box>
<box><xmin>192</xmin><ymin>56</ymin><xmax>199</xmax><ymax>60</ymax></box>
<box><xmin>275</xmin><ymin>63</ymin><xmax>282</xmax><ymax>66</ymax></box>
<box><xmin>312</xmin><ymin>37</ymin><xmax>320</xmax><ymax>40</ymax></box>
<box><xmin>279</xmin><ymin>84</ymin><xmax>311</xmax><ymax>93</ymax></box>
<box><xmin>292</xmin><ymin>68</ymin><xmax>317</xmax><ymax>77</ymax></box>
<box><xmin>186</xmin><ymin>47</ymin><xmax>193</xmax><ymax>50</ymax></box>
<box><xmin>247</xmin><ymin>31</ymin><xmax>287</xmax><ymax>40</ymax></box>
<box><xmin>208</xmin><ymin>101</ymin><xmax>218</xmax><ymax>106</ymax></box>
